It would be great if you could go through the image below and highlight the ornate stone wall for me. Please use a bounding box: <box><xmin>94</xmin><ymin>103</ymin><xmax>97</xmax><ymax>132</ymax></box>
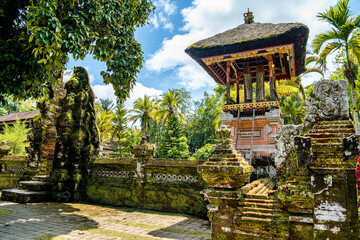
<box><xmin>87</xmin><ymin>156</ymin><xmax>207</xmax><ymax>217</ymax></box>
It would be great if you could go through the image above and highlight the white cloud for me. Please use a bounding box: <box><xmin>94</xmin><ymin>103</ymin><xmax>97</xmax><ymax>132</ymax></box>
<box><xmin>63</xmin><ymin>69</ymin><xmax>73</xmax><ymax>82</ymax></box>
<box><xmin>149</xmin><ymin>0</ymin><xmax>177</xmax><ymax>31</ymax></box>
<box><xmin>89</xmin><ymin>74</ymin><xmax>95</xmax><ymax>83</ymax></box>
<box><xmin>91</xmin><ymin>83</ymin><xmax>163</xmax><ymax>110</ymax></box>
<box><xmin>146</xmin><ymin>0</ymin><xmax>338</xmax><ymax>89</ymax></box>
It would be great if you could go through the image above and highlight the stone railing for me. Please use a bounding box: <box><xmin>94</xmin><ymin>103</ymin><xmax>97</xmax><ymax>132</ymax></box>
<box><xmin>0</xmin><ymin>155</ymin><xmax>28</xmax><ymax>189</ymax></box>
<box><xmin>86</xmin><ymin>156</ymin><xmax>208</xmax><ymax>217</ymax></box>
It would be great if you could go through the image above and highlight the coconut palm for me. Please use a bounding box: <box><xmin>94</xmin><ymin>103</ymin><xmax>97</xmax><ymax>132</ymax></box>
<box><xmin>312</xmin><ymin>0</ymin><xmax>360</xmax><ymax>133</ymax></box>
<box><xmin>129</xmin><ymin>95</ymin><xmax>155</xmax><ymax>137</ymax></box>
<box><xmin>155</xmin><ymin>89</ymin><xmax>185</xmax><ymax>124</ymax></box>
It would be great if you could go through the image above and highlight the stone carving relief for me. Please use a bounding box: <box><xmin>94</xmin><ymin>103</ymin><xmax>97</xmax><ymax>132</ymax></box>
<box><xmin>303</xmin><ymin>79</ymin><xmax>349</xmax><ymax>130</ymax></box>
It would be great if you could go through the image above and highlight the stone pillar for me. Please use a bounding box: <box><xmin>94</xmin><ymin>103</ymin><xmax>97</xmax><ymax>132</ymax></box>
<box><xmin>255</xmin><ymin>71</ymin><xmax>264</xmax><ymax>101</ymax></box>
<box><xmin>198</xmin><ymin>125</ymin><xmax>253</xmax><ymax>239</ymax></box>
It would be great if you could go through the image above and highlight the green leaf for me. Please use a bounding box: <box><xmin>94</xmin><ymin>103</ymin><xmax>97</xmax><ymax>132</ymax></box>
<box><xmin>37</xmin><ymin>59</ymin><xmax>47</xmax><ymax>64</ymax></box>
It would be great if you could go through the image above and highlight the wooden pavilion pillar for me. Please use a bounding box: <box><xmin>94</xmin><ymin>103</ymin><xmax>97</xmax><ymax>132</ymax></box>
<box><xmin>244</xmin><ymin>66</ymin><xmax>252</xmax><ymax>103</ymax></box>
<box><xmin>226</xmin><ymin>61</ymin><xmax>231</xmax><ymax>104</ymax></box>
<box><xmin>268</xmin><ymin>56</ymin><xmax>276</xmax><ymax>101</ymax></box>
<box><xmin>236</xmin><ymin>78</ymin><xmax>240</xmax><ymax>104</ymax></box>
<box><xmin>256</xmin><ymin>65</ymin><xmax>265</xmax><ymax>101</ymax></box>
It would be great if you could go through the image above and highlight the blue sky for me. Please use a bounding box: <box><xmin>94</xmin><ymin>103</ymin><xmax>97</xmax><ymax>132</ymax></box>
<box><xmin>66</xmin><ymin>0</ymin><xmax>360</xmax><ymax>109</ymax></box>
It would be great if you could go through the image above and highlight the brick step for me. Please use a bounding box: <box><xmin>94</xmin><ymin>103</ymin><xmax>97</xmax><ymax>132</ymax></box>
<box><xmin>33</xmin><ymin>175</ymin><xmax>50</xmax><ymax>182</ymax></box>
<box><xmin>1</xmin><ymin>189</ymin><xmax>50</xmax><ymax>203</ymax></box>
<box><xmin>19</xmin><ymin>181</ymin><xmax>50</xmax><ymax>191</ymax></box>
<box><xmin>242</xmin><ymin>207</ymin><xmax>282</xmax><ymax>213</ymax></box>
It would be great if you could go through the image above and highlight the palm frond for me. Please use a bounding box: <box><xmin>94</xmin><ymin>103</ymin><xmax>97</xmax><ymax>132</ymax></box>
<box><xmin>349</xmin><ymin>35</ymin><xmax>360</xmax><ymax>63</ymax></box>
<box><xmin>319</xmin><ymin>41</ymin><xmax>343</xmax><ymax>61</ymax></box>
<box><xmin>313</xmin><ymin>30</ymin><xmax>344</xmax><ymax>54</ymax></box>
<box><xmin>304</xmin><ymin>68</ymin><xmax>324</xmax><ymax>77</ymax></box>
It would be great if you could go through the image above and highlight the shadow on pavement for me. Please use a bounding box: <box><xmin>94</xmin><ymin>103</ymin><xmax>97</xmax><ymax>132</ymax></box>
<box><xmin>0</xmin><ymin>200</ymin><xmax>99</xmax><ymax>239</ymax></box>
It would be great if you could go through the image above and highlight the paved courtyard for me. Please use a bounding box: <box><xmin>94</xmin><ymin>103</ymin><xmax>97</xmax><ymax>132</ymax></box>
<box><xmin>0</xmin><ymin>200</ymin><xmax>211</xmax><ymax>240</ymax></box>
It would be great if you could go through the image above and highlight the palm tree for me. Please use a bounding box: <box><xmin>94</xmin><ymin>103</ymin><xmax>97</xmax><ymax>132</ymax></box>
<box><xmin>96</xmin><ymin>106</ymin><xmax>115</xmax><ymax>145</ymax></box>
<box><xmin>129</xmin><ymin>95</ymin><xmax>155</xmax><ymax>137</ymax></box>
<box><xmin>312</xmin><ymin>0</ymin><xmax>360</xmax><ymax>133</ymax></box>
<box><xmin>155</xmin><ymin>89</ymin><xmax>185</xmax><ymax>124</ymax></box>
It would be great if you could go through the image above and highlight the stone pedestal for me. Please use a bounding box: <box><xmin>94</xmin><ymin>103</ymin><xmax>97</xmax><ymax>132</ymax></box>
<box><xmin>198</xmin><ymin>125</ymin><xmax>253</xmax><ymax>239</ymax></box>
<box><xmin>130</xmin><ymin>137</ymin><xmax>155</xmax><ymax>180</ymax></box>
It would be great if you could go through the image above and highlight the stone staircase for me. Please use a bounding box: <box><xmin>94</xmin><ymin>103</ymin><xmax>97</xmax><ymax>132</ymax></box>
<box><xmin>1</xmin><ymin>175</ymin><xmax>50</xmax><ymax>203</ymax></box>
<box><xmin>305</xmin><ymin>120</ymin><xmax>355</xmax><ymax>168</ymax></box>
<box><xmin>234</xmin><ymin>179</ymin><xmax>289</xmax><ymax>239</ymax></box>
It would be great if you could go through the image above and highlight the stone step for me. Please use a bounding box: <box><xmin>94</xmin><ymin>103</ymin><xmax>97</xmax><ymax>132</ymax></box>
<box><xmin>309</xmin><ymin>128</ymin><xmax>355</xmax><ymax>134</ymax></box>
<box><xmin>33</xmin><ymin>175</ymin><xmax>50</xmax><ymax>182</ymax></box>
<box><xmin>311</xmin><ymin>138</ymin><xmax>342</xmax><ymax>143</ymax></box>
<box><xmin>317</xmin><ymin>120</ymin><xmax>353</xmax><ymax>125</ymax></box>
<box><xmin>304</xmin><ymin>133</ymin><xmax>352</xmax><ymax>139</ymax></box>
<box><xmin>245</xmin><ymin>193</ymin><xmax>269</xmax><ymax>199</ymax></box>
<box><xmin>242</xmin><ymin>207</ymin><xmax>282</xmax><ymax>213</ymax></box>
<box><xmin>245</xmin><ymin>198</ymin><xmax>279</xmax><ymax>203</ymax></box>
<box><xmin>240</xmin><ymin>211</ymin><xmax>284</xmax><ymax>219</ymax></box>
<box><xmin>19</xmin><ymin>181</ymin><xmax>50</xmax><ymax>191</ymax></box>
<box><xmin>1</xmin><ymin>189</ymin><xmax>50</xmax><ymax>203</ymax></box>
<box><xmin>244</xmin><ymin>202</ymin><xmax>282</xmax><ymax>209</ymax></box>
<box><xmin>314</xmin><ymin>124</ymin><xmax>354</xmax><ymax>129</ymax></box>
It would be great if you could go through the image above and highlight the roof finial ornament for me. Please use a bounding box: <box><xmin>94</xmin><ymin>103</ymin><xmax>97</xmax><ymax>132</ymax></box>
<box><xmin>244</xmin><ymin>8</ymin><xmax>254</xmax><ymax>24</ymax></box>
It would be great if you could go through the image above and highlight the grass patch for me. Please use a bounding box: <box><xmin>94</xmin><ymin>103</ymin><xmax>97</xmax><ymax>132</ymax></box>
<box><xmin>162</xmin><ymin>227</ymin><xmax>211</xmax><ymax>238</ymax></box>
<box><xmin>107</xmin><ymin>220</ymin><xmax>163</xmax><ymax>230</ymax></box>
<box><xmin>32</xmin><ymin>235</ymin><xmax>63</xmax><ymax>240</ymax></box>
<box><xmin>87</xmin><ymin>228</ymin><xmax>155</xmax><ymax>240</ymax></box>
<box><xmin>0</xmin><ymin>209</ymin><xmax>16</xmax><ymax>216</ymax></box>
<box><xmin>106</xmin><ymin>220</ymin><xmax>211</xmax><ymax>238</ymax></box>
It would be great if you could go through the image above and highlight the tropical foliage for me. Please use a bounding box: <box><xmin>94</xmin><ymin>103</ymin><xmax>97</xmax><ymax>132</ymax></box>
<box><xmin>0</xmin><ymin>0</ymin><xmax>154</xmax><ymax>102</ymax></box>
<box><xmin>155</xmin><ymin>115</ymin><xmax>190</xmax><ymax>159</ymax></box>
<box><xmin>189</xmin><ymin>143</ymin><xmax>215</xmax><ymax>160</ymax></box>
<box><xmin>0</xmin><ymin>120</ymin><xmax>29</xmax><ymax>155</ymax></box>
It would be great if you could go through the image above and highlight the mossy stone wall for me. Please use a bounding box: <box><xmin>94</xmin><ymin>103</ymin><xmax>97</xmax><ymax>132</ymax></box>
<box><xmin>86</xmin><ymin>157</ymin><xmax>207</xmax><ymax>217</ymax></box>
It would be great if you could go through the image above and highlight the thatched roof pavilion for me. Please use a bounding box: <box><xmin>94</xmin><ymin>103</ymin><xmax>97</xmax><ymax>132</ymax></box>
<box><xmin>185</xmin><ymin>22</ymin><xmax>309</xmax><ymax>85</ymax></box>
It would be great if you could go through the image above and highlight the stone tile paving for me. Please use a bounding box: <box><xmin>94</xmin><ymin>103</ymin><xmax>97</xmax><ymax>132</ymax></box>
<box><xmin>0</xmin><ymin>200</ymin><xmax>211</xmax><ymax>240</ymax></box>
